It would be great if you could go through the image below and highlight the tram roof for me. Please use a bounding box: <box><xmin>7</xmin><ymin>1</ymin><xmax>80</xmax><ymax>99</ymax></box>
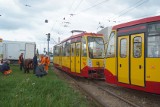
<box><xmin>60</xmin><ymin>32</ymin><xmax>103</xmax><ymax>43</ymax></box>
<box><xmin>113</xmin><ymin>15</ymin><xmax>160</xmax><ymax>30</ymax></box>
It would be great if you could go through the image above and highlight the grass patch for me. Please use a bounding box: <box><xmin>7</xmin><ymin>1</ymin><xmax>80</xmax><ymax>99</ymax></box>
<box><xmin>0</xmin><ymin>65</ymin><xmax>90</xmax><ymax>107</ymax></box>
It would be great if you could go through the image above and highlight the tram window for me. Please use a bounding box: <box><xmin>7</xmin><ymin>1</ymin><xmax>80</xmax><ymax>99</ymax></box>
<box><xmin>71</xmin><ymin>45</ymin><xmax>75</xmax><ymax>56</ymax></box>
<box><xmin>55</xmin><ymin>46</ymin><xmax>60</xmax><ymax>56</ymax></box>
<box><xmin>66</xmin><ymin>40</ymin><xmax>70</xmax><ymax>56</ymax></box>
<box><xmin>63</xmin><ymin>42</ymin><xmax>66</xmax><ymax>56</ymax></box>
<box><xmin>76</xmin><ymin>44</ymin><xmax>80</xmax><ymax>56</ymax></box>
<box><xmin>88</xmin><ymin>37</ymin><xmax>104</xmax><ymax>58</ymax></box>
<box><xmin>106</xmin><ymin>32</ymin><xmax>115</xmax><ymax>57</ymax></box>
<box><xmin>54</xmin><ymin>46</ymin><xmax>59</xmax><ymax>56</ymax></box>
<box><xmin>82</xmin><ymin>37</ymin><xmax>87</xmax><ymax>57</ymax></box>
<box><xmin>60</xmin><ymin>46</ymin><xmax>63</xmax><ymax>56</ymax></box>
<box><xmin>148</xmin><ymin>36</ymin><xmax>160</xmax><ymax>57</ymax></box>
<box><xmin>148</xmin><ymin>23</ymin><xmax>160</xmax><ymax>57</ymax></box>
<box><xmin>148</xmin><ymin>23</ymin><xmax>160</xmax><ymax>36</ymax></box>
<box><xmin>57</xmin><ymin>46</ymin><xmax>60</xmax><ymax>56</ymax></box>
<box><xmin>133</xmin><ymin>37</ymin><xmax>142</xmax><ymax>58</ymax></box>
<box><xmin>53</xmin><ymin>47</ymin><xmax>57</xmax><ymax>56</ymax></box>
<box><xmin>63</xmin><ymin>41</ymin><xmax>70</xmax><ymax>56</ymax></box>
<box><xmin>120</xmin><ymin>39</ymin><xmax>127</xmax><ymax>58</ymax></box>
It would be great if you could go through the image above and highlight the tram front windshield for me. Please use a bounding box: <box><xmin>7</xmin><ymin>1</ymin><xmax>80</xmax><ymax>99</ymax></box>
<box><xmin>88</xmin><ymin>37</ymin><xmax>104</xmax><ymax>58</ymax></box>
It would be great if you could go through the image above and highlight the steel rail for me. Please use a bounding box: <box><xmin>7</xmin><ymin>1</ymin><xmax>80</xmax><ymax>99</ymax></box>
<box><xmin>92</xmin><ymin>81</ymin><xmax>141</xmax><ymax>107</ymax></box>
<box><xmin>53</xmin><ymin>67</ymin><xmax>107</xmax><ymax>107</ymax></box>
<box><xmin>54</xmin><ymin>67</ymin><xmax>140</xmax><ymax>107</ymax></box>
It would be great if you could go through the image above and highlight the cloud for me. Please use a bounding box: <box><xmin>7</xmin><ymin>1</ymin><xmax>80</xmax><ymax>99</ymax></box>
<box><xmin>0</xmin><ymin>0</ymin><xmax>160</xmax><ymax>53</ymax></box>
<box><xmin>0</xmin><ymin>17</ymin><xmax>32</xmax><ymax>30</ymax></box>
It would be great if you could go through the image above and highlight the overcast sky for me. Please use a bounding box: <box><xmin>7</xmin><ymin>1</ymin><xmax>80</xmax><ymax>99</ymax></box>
<box><xmin>0</xmin><ymin>0</ymin><xmax>160</xmax><ymax>53</ymax></box>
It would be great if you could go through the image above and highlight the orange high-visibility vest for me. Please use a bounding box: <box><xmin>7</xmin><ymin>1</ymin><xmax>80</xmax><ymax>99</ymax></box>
<box><xmin>3</xmin><ymin>70</ymin><xmax>12</xmax><ymax>75</ymax></box>
<box><xmin>44</xmin><ymin>57</ymin><xmax>50</xmax><ymax>72</ymax></box>
<box><xmin>41</xmin><ymin>57</ymin><xmax>46</xmax><ymax>65</ymax></box>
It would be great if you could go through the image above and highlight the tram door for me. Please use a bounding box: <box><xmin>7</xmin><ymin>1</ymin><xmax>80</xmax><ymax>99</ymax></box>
<box><xmin>130</xmin><ymin>33</ymin><xmax>144</xmax><ymax>86</ymax></box>
<box><xmin>71</xmin><ymin>43</ymin><xmax>76</xmax><ymax>72</ymax></box>
<box><xmin>118</xmin><ymin>36</ymin><xmax>129</xmax><ymax>84</ymax></box>
<box><xmin>118</xmin><ymin>34</ymin><xmax>144</xmax><ymax>87</ymax></box>
<box><xmin>59</xmin><ymin>46</ymin><xmax>62</xmax><ymax>67</ymax></box>
<box><xmin>76</xmin><ymin>43</ymin><xmax>81</xmax><ymax>73</ymax></box>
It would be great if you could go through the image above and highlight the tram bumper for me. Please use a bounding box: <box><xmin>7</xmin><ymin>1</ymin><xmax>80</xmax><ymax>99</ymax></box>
<box><xmin>88</xmin><ymin>68</ymin><xmax>105</xmax><ymax>79</ymax></box>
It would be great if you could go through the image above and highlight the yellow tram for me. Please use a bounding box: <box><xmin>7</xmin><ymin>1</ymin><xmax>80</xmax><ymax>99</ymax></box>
<box><xmin>105</xmin><ymin>16</ymin><xmax>160</xmax><ymax>94</ymax></box>
<box><xmin>53</xmin><ymin>32</ymin><xmax>105</xmax><ymax>79</ymax></box>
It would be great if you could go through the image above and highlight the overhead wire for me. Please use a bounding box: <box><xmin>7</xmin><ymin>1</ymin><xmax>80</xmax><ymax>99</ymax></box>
<box><xmin>48</xmin><ymin>0</ymin><xmax>79</xmax><ymax>45</ymax></box>
<box><xmin>58</xmin><ymin>0</ymin><xmax>110</xmax><ymax>36</ymax></box>
<box><xmin>111</xmin><ymin>0</ymin><xmax>144</xmax><ymax>19</ymax></box>
<box><xmin>72</xmin><ymin>0</ymin><xmax>110</xmax><ymax>31</ymax></box>
<box><xmin>51</xmin><ymin>0</ymin><xmax>109</xmax><ymax>36</ymax></box>
<box><xmin>50</xmin><ymin>0</ymin><xmax>149</xmax><ymax>43</ymax></box>
<box><xmin>73</xmin><ymin>0</ymin><xmax>84</xmax><ymax>13</ymax></box>
<box><xmin>76</xmin><ymin>0</ymin><xmax>109</xmax><ymax>15</ymax></box>
<box><xmin>113</xmin><ymin>0</ymin><xmax>148</xmax><ymax>20</ymax></box>
<box><xmin>54</xmin><ymin>0</ymin><xmax>86</xmax><ymax>38</ymax></box>
<box><xmin>68</xmin><ymin>0</ymin><xmax>76</xmax><ymax>14</ymax></box>
<box><xmin>99</xmin><ymin>0</ymin><xmax>148</xmax><ymax>28</ymax></box>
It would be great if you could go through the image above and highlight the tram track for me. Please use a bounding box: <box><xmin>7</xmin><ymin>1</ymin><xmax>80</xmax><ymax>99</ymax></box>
<box><xmin>53</xmin><ymin>67</ymin><xmax>143</xmax><ymax>107</ymax></box>
<box><xmin>92</xmin><ymin>80</ymin><xmax>160</xmax><ymax>107</ymax></box>
<box><xmin>92</xmin><ymin>81</ymin><xmax>141</xmax><ymax>107</ymax></box>
<box><xmin>69</xmin><ymin>75</ymin><xmax>141</xmax><ymax>107</ymax></box>
<box><xmin>76</xmin><ymin>78</ymin><xmax>141</xmax><ymax>107</ymax></box>
<box><xmin>53</xmin><ymin>67</ymin><xmax>106</xmax><ymax>107</ymax></box>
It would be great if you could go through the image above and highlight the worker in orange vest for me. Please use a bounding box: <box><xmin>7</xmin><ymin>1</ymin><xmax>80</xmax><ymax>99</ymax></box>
<box><xmin>40</xmin><ymin>55</ymin><xmax>45</xmax><ymax>65</ymax></box>
<box><xmin>40</xmin><ymin>55</ymin><xmax>50</xmax><ymax>73</ymax></box>
<box><xmin>0</xmin><ymin>60</ymin><xmax>12</xmax><ymax>75</ymax></box>
<box><xmin>44</xmin><ymin>55</ymin><xmax>50</xmax><ymax>73</ymax></box>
